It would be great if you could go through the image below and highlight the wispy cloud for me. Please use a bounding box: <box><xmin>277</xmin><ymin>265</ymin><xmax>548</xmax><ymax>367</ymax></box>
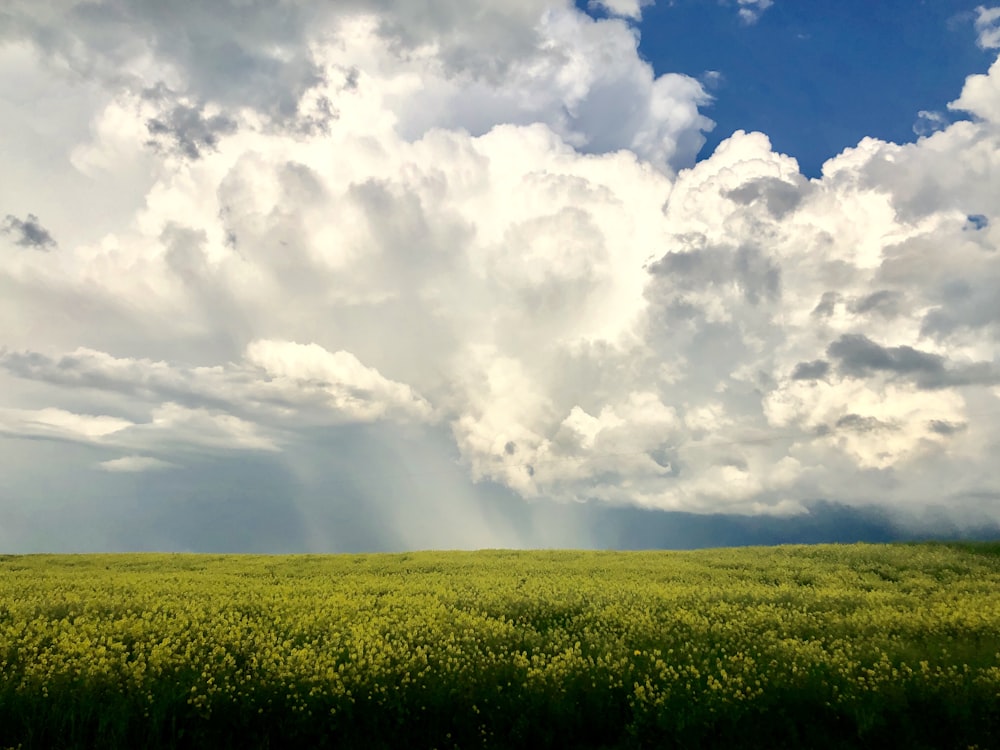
<box><xmin>736</xmin><ymin>0</ymin><xmax>774</xmax><ymax>24</ymax></box>
<box><xmin>0</xmin><ymin>341</ymin><xmax>434</xmax><ymax>428</ymax></box>
<box><xmin>98</xmin><ymin>455</ymin><xmax>177</xmax><ymax>472</ymax></box>
<box><xmin>913</xmin><ymin>109</ymin><xmax>949</xmax><ymax>137</ymax></box>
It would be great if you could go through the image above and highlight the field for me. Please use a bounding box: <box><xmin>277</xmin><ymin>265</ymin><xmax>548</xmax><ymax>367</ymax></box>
<box><xmin>1</xmin><ymin>543</ymin><xmax>999</xmax><ymax>749</ymax></box>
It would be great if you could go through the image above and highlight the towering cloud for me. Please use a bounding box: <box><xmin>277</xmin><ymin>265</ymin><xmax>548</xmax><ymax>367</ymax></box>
<box><xmin>0</xmin><ymin>0</ymin><xmax>998</xmax><ymax>552</ymax></box>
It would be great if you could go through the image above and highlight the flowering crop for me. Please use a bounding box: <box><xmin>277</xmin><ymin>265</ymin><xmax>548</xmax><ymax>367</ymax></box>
<box><xmin>1</xmin><ymin>542</ymin><xmax>999</xmax><ymax>749</ymax></box>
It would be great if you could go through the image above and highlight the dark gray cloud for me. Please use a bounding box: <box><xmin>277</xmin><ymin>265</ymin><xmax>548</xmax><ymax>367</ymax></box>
<box><xmin>143</xmin><ymin>95</ymin><xmax>238</xmax><ymax>159</ymax></box>
<box><xmin>835</xmin><ymin>413</ymin><xmax>894</xmax><ymax>433</ymax></box>
<box><xmin>829</xmin><ymin>334</ymin><xmax>944</xmax><ymax>379</ymax></box>
<box><xmin>723</xmin><ymin>175</ymin><xmax>809</xmax><ymax>219</ymax></box>
<box><xmin>1</xmin><ymin>213</ymin><xmax>56</xmax><ymax>250</ymax></box>
<box><xmin>827</xmin><ymin>334</ymin><xmax>1000</xmax><ymax>389</ymax></box>
<box><xmin>649</xmin><ymin>243</ymin><xmax>780</xmax><ymax>305</ymax></box>
<box><xmin>791</xmin><ymin>359</ymin><xmax>830</xmax><ymax>380</ymax></box>
<box><xmin>734</xmin><ymin>245</ymin><xmax>781</xmax><ymax>304</ymax></box>
<box><xmin>0</xmin><ymin>0</ymin><xmax>616</xmax><ymax>143</ymax></box>
<box><xmin>849</xmin><ymin>289</ymin><xmax>904</xmax><ymax>318</ymax></box>
<box><xmin>812</xmin><ymin>291</ymin><xmax>840</xmax><ymax>317</ymax></box>
<box><xmin>928</xmin><ymin>419</ymin><xmax>967</xmax><ymax>436</ymax></box>
<box><xmin>1</xmin><ymin>0</ymin><xmax>333</xmax><ymax>126</ymax></box>
<box><xmin>875</xmin><ymin>238</ymin><xmax>1000</xmax><ymax>339</ymax></box>
<box><xmin>920</xmin><ymin>284</ymin><xmax>1000</xmax><ymax>338</ymax></box>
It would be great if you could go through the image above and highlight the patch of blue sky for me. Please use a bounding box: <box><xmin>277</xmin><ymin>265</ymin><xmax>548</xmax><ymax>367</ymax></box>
<box><xmin>579</xmin><ymin>0</ymin><xmax>999</xmax><ymax>177</ymax></box>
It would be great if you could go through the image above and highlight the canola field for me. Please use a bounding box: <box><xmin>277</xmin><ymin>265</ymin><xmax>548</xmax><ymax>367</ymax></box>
<box><xmin>1</xmin><ymin>543</ymin><xmax>1000</xmax><ymax>749</ymax></box>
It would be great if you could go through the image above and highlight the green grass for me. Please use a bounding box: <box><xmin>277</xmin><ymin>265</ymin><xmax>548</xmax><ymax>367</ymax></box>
<box><xmin>1</xmin><ymin>542</ymin><xmax>999</xmax><ymax>749</ymax></box>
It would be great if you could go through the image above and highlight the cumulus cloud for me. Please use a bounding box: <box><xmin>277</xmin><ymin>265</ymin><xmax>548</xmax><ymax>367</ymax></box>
<box><xmin>1</xmin><ymin>0</ymin><xmax>712</xmax><ymax>173</ymax></box>
<box><xmin>950</xmin><ymin>55</ymin><xmax>1000</xmax><ymax>124</ymax></box>
<box><xmin>1</xmin><ymin>0</ymin><xmax>999</xmax><ymax>545</ymax></box>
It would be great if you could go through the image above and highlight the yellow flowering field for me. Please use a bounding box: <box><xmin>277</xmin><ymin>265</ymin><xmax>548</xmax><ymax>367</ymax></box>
<box><xmin>1</xmin><ymin>542</ymin><xmax>999</xmax><ymax>749</ymax></box>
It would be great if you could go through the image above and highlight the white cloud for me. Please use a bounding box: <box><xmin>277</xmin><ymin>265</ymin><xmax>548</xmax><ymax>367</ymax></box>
<box><xmin>98</xmin><ymin>455</ymin><xmax>177</xmax><ymax>472</ymax></box>
<box><xmin>737</xmin><ymin>0</ymin><xmax>774</xmax><ymax>24</ymax></box>
<box><xmin>138</xmin><ymin>402</ymin><xmax>283</xmax><ymax>452</ymax></box>
<box><xmin>764</xmin><ymin>381</ymin><xmax>968</xmax><ymax>469</ymax></box>
<box><xmin>0</xmin><ymin>402</ymin><xmax>281</xmax><ymax>453</ymax></box>
<box><xmin>587</xmin><ymin>0</ymin><xmax>653</xmax><ymax>21</ymax></box>
<box><xmin>0</xmin><ymin>407</ymin><xmax>132</xmax><ymax>441</ymax></box>
<box><xmin>244</xmin><ymin>340</ymin><xmax>433</xmax><ymax>422</ymax></box>
<box><xmin>346</xmin><ymin>8</ymin><xmax>713</xmax><ymax>173</ymax></box>
<box><xmin>950</xmin><ymin>55</ymin><xmax>1000</xmax><ymax>123</ymax></box>
<box><xmin>1</xmin><ymin>0</ymin><xmax>999</xmax><ymax>539</ymax></box>
<box><xmin>975</xmin><ymin>5</ymin><xmax>1000</xmax><ymax>49</ymax></box>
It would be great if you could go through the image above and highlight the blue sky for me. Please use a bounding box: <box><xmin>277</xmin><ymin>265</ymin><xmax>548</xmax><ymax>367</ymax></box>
<box><xmin>1</xmin><ymin>0</ymin><xmax>999</xmax><ymax>553</ymax></box>
<box><xmin>585</xmin><ymin>0</ymin><xmax>998</xmax><ymax>176</ymax></box>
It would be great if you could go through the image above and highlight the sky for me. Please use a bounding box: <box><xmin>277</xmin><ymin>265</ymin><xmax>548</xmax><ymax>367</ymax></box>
<box><xmin>1</xmin><ymin>1</ymin><xmax>999</xmax><ymax>554</ymax></box>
